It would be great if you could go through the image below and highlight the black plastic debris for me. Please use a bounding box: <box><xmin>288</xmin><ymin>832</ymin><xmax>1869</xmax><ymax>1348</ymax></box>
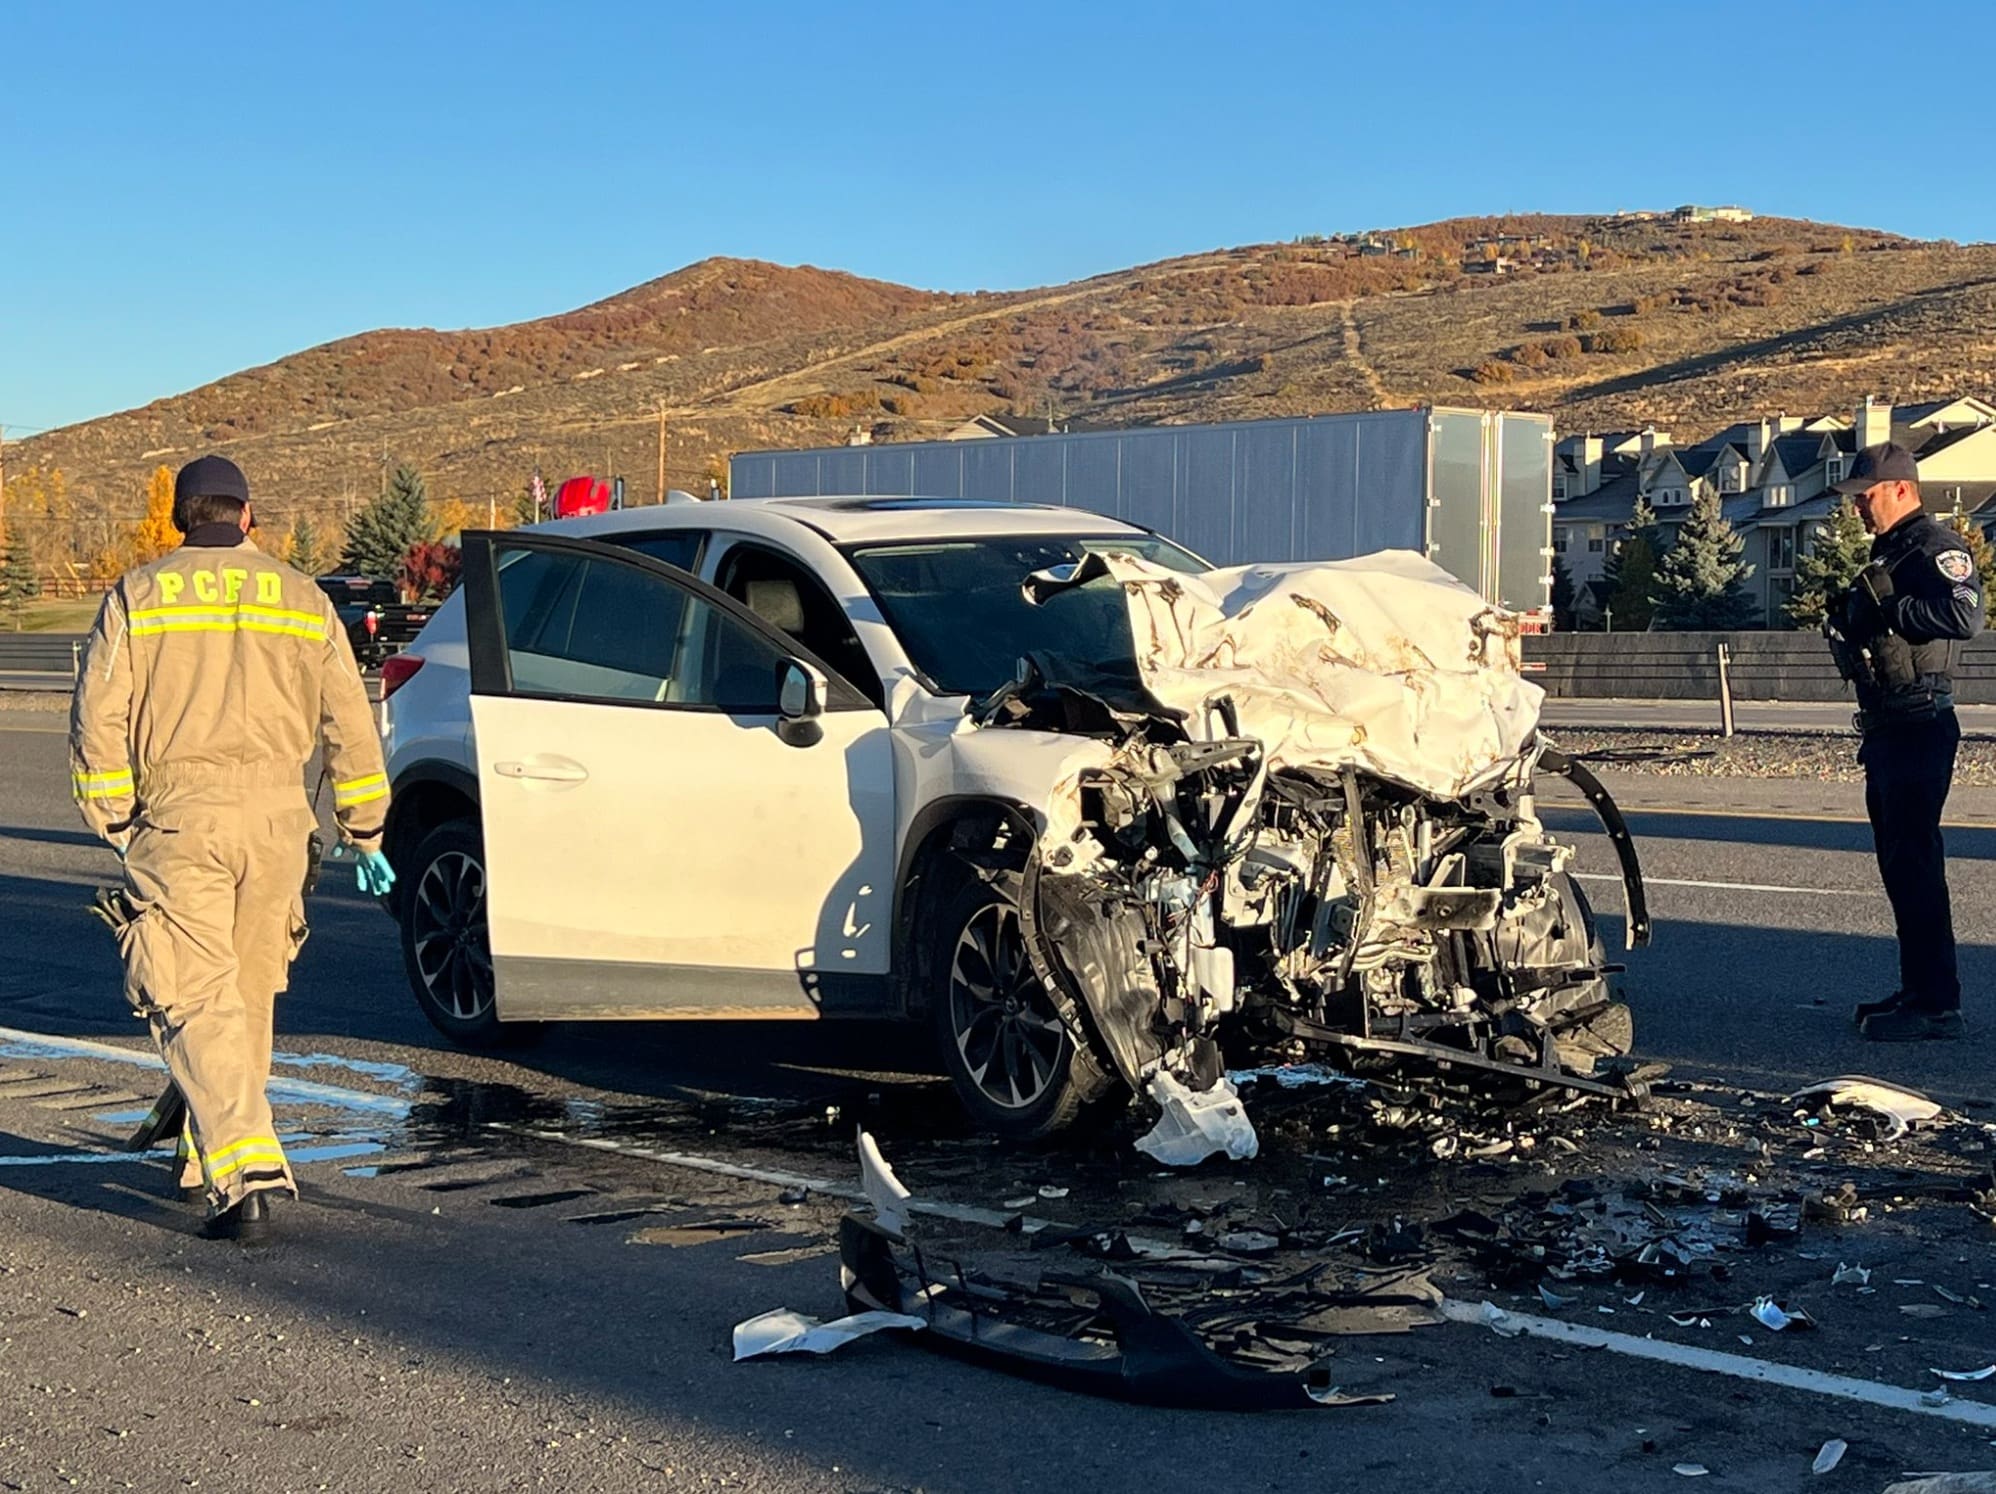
<box><xmin>838</xmin><ymin>1213</ymin><xmax>1396</xmax><ymax>1410</ymax></box>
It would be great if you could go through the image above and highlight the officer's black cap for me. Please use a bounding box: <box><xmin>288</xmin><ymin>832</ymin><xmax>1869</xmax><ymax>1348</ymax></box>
<box><xmin>1833</xmin><ymin>442</ymin><xmax>1921</xmax><ymax>495</ymax></box>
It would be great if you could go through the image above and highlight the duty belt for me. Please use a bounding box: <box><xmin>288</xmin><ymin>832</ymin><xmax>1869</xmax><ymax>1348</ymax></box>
<box><xmin>1855</xmin><ymin>693</ymin><xmax>1954</xmax><ymax>735</ymax></box>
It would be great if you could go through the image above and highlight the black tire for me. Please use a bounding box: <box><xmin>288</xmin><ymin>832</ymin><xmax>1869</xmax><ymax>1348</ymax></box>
<box><xmin>397</xmin><ymin>819</ymin><xmax>538</xmax><ymax>1048</ymax></box>
<box><xmin>930</xmin><ymin>869</ymin><xmax>1103</xmax><ymax>1142</ymax></box>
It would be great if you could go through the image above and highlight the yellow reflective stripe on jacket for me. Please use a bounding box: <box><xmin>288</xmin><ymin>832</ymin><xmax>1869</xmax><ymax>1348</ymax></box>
<box><xmin>128</xmin><ymin>603</ymin><xmax>328</xmax><ymax>639</ymax></box>
<box><xmin>333</xmin><ymin>772</ymin><xmax>389</xmax><ymax>807</ymax></box>
<box><xmin>72</xmin><ymin>768</ymin><xmax>135</xmax><ymax>800</ymax></box>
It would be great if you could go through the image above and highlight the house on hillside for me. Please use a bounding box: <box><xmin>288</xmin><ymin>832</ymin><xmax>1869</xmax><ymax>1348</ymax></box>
<box><xmin>1673</xmin><ymin>204</ymin><xmax>1754</xmax><ymax>224</ymax></box>
<box><xmin>1555</xmin><ymin>429</ymin><xmax>1674</xmax><ymax>502</ymax></box>
<box><xmin>945</xmin><ymin>411</ymin><xmax>1102</xmax><ymax>441</ymax></box>
<box><xmin>1552</xmin><ymin>395</ymin><xmax>1996</xmax><ymax>626</ymax></box>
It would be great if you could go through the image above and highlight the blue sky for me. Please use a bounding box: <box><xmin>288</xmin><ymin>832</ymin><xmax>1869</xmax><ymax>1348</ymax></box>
<box><xmin>6</xmin><ymin>0</ymin><xmax>1994</xmax><ymax>433</ymax></box>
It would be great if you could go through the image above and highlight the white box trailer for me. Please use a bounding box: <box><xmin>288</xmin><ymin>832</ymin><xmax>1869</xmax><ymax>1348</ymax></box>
<box><xmin>729</xmin><ymin>407</ymin><xmax>1554</xmax><ymax>611</ymax></box>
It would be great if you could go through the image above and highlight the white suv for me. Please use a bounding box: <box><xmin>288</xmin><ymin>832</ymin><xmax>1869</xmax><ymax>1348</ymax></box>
<box><xmin>379</xmin><ymin>497</ymin><xmax>1644</xmax><ymax>1141</ymax></box>
<box><xmin>378</xmin><ymin>498</ymin><xmax>1210</xmax><ymax>1136</ymax></box>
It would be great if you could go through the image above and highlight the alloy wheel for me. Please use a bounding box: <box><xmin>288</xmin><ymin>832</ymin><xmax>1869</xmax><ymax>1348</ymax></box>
<box><xmin>410</xmin><ymin>850</ymin><xmax>494</xmax><ymax>1021</ymax></box>
<box><xmin>947</xmin><ymin>902</ymin><xmax>1067</xmax><ymax>1110</ymax></box>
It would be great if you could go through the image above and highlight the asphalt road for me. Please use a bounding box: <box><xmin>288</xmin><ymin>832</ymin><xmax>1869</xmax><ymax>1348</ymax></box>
<box><xmin>3</xmin><ymin>713</ymin><xmax>1995</xmax><ymax>1492</ymax></box>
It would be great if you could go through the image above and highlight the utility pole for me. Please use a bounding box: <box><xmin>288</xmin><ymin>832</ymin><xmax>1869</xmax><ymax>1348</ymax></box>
<box><xmin>656</xmin><ymin>400</ymin><xmax>668</xmax><ymax>505</ymax></box>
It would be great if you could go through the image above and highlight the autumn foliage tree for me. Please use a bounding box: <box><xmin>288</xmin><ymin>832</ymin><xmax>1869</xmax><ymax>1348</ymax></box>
<box><xmin>127</xmin><ymin>465</ymin><xmax>180</xmax><ymax>565</ymax></box>
<box><xmin>398</xmin><ymin>540</ymin><xmax>461</xmax><ymax>601</ymax></box>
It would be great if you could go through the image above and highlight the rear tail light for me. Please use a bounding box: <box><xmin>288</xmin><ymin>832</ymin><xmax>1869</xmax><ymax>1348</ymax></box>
<box><xmin>364</xmin><ymin>609</ymin><xmax>380</xmax><ymax>636</ymax></box>
<box><xmin>380</xmin><ymin>654</ymin><xmax>425</xmax><ymax>700</ymax></box>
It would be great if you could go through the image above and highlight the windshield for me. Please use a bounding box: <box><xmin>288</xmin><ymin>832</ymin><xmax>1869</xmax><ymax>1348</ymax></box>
<box><xmin>846</xmin><ymin>534</ymin><xmax>1206</xmax><ymax>698</ymax></box>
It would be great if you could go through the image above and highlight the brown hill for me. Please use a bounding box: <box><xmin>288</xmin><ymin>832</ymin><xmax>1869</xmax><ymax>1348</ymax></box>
<box><xmin>16</xmin><ymin>214</ymin><xmax>1996</xmax><ymax>552</ymax></box>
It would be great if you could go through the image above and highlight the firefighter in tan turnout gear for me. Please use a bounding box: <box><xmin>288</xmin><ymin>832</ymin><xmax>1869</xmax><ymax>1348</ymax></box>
<box><xmin>68</xmin><ymin>455</ymin><xmax>395</xmax><ymax>1239</ymax></box>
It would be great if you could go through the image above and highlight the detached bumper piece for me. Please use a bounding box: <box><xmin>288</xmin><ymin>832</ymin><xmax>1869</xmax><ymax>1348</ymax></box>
<box><xmin>838</xmin><ymin>1214</ymin><xmax>1390</xmax><ymax>1410</ymax></box>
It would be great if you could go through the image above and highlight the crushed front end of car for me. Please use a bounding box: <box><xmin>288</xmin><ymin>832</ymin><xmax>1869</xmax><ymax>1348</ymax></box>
<box><xmin>978</xmin><ymin>550</ymin><xmax>1652</xmax><ymax>1158</ymax></box>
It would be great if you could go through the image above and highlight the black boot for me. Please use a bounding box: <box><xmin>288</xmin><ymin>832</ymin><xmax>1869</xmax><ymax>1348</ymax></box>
<box><xmin>204</xmin><ymin>1190</ymin><xmax>274</xmax><ymax>1241</ymax></box>
<box><xmin>1854</xmin><ymin>991</ymin><xmax>1907</xmax><ymax>1028</ymax></box>
<box><xmin>1861</xmin><ymin>1007</ymin><xmax>1964</xmax><ymax>1043</ymax></box>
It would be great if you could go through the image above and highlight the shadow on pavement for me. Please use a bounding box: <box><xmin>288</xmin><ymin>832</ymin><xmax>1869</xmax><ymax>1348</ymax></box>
<box><xmin>0</xmin><ymin>824</ymin><xmax>107</xmax><ymax>850</ymax></box>
<box><xmin>1603</xmin><ymin>910</ymin><xmax>1995</xmax><ymax>1108</ymax></box>
<box><xmin>1544</xmin><ymin>805</ymin><xmax>1996</xmax><ymax>860</ymax></box>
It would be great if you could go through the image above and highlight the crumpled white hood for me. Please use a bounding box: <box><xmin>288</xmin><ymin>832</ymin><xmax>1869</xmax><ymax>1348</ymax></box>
<box><xmin>1039</xmin><ymin>550</ymin><xmax>1544</xmax><ymax>801</ymax></box>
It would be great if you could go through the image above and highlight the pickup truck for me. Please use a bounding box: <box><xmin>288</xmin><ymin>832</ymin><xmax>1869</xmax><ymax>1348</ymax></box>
<box><xmin>314</xmin><ymin>575</ymin><xmax>437</xmax><ymax>668</ymax></box>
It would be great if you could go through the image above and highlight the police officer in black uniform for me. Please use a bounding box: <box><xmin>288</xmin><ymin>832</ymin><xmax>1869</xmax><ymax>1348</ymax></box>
<box><xmin>1824</xmin><ymin>444</ymin><xmax>1983</xmax><ymax>1041</ymax></box>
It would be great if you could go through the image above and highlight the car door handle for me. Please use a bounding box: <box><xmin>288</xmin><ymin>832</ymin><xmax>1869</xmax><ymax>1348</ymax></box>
<box><xmin>493</xmin><ymin>756</ymin><xmax>590</xmax><ymax>784</ymax></box>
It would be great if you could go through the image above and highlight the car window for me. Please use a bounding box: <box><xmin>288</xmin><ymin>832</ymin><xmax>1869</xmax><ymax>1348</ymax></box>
<box><xmin>714</xmin><ymin>543</ymin><xmax>882</xmax><ymax>708</ymax></box>
<box><xmin>493</xmin><ymin>543</ymin><xmax>789</xmax><ymax>711</ymax></box>
<box><xmin>845</xmin><ymin>534</ymin><xmax>1205</xmax><ymax>698</ymax></box>
<box><xmin>604</xmin><ymin>530</ymin><xmax>705</xmax><ymax>574</ymax></box>
<box><xmin>497</xmin><ymin>549</ymin><xmax>683</xmax><ymax>700</ymax></box>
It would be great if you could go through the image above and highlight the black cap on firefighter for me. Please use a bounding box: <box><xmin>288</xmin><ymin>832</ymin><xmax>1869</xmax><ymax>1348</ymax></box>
<box><xmin>171</xmin><ymin>454</ymin><xmax>252</xmax><ymax>532</ymax></box>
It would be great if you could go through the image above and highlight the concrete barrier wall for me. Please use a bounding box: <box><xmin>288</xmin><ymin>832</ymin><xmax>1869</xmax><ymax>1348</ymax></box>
<box><xmin>1523</xmin><ymin>632</ymin><xmax>1996</xmax><ymax>703</ymax></box>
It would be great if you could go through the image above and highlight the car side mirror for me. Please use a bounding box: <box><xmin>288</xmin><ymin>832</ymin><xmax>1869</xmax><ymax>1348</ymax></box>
<box><xmin>776</xmin><ymin>659</ymin><xmax>827</xmax><ymax>747</ymax></box>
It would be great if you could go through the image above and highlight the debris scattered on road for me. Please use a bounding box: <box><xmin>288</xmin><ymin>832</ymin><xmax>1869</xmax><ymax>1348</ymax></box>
<box><xmin>1672</xmin><ymin>1463</ymin><xmax>1710</xmax><ymax>1477</ymax></box>
<box><xmin>858</xmin><ymin>1129</ymin><xmax>911</xmax><ymax>1239</ymax></box>
<box><xmin>1810</xmin><ymin>1439</ymin><xmax>1846</xmax><ymax>1475</ymax></box>
<box><xmin>1786</xmin><ymin>1076</ymin><xmax>1945</xmax><ymax>1142</ymax></box>
<box><xmin>1881</xmin><ymin>1476</ymin><xmax>1996</xmax><ymax>1494</ymax></box>
<box><xmin>836</xmin><ymin>1212</ymin><xmax>1406</xmax><ymax>1410</ymax></box>
<box><xmin>731</xmin><ymin>1307</ymin><xmax>925</xmax><ymax>1361</ymax></box>
<box><xmin>1750</xmin><ymin>1297</ymin><xmax>1815</xmax><ymax>1332</ymax></box>
<box><xmin>1833</xmin><ymin>1263</ymin><xmax>1872</xmax><ymax>1287</ymax></box>
<box><xmin>1135</xmin><ymin>1073</ymin><xmax>1259</xmax><ymax>1167</ymax></box>
<box><xmin>1932</xmin><ymin>1366</ymin><xmax>1996</xmax><ymax>1382</ymax></box>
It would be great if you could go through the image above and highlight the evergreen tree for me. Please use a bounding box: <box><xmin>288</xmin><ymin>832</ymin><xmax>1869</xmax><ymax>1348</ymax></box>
<box><xmin>286</xmin><ymin>518</ymin><xmax>329</xmax><ymax>576</ymax></box>
<box><xmin>1786</xmin><ymin>499</ymin><xmax>1870</xmax><ymax>628</ymax></box>
<box><xmin>1602</xmin><ymin>495</ymin><xmax>1660</xmax><ymax>631</ymax></box>
<box><xmin>340</xmin><ymin>464</ymin><xmax>437</xmax><ymax>577</ymax></box>
<box><xmin>0</xmin><ymin>546</ymin><xmax>42</xmax><ymax>629</ymax></box>
<box><xmin>1550</xmin><ymin>552</ymin><xmax>1577</xmax><ymax>631</ymax></box>
<box><xmin>1941</xmin><ymin>509</ymin><xmax>1996</xmax><ymax>628</ymax></box>
<box><xmin>1653</xmin><ymin>488</ymin><xmax>1758</xmax><ymax>629</ymax></box>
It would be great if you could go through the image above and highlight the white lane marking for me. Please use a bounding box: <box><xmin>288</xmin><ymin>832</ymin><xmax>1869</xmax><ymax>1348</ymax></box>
<box><xmin>0</xmin><ymin>1027</ymin><xmax>413</xmax><ymax>1118</ymax></box>
<box><xmin>511</xmin><ymin>1126</ymin><xmax>1996</xmax><ymax>1430</ymax></box>
<box><xmin>0</xmin><ymin>1139</ymin><xmax>386</xmax><ymax>1169</ymax></box>
<box><xmin>1449</xmin><ymin>1300</ymin><xmax>1996</xmax><ymax>1429</ymax></box>
<box><xmin>500</xmin><ymin>1125</ymin><xmax>1061</xmax><ymax>1234</ymax></box>
<box><xmin>1571</xmin><ymin>871</ymin><xmax>1868</xmax><ymax>898</ymax></box>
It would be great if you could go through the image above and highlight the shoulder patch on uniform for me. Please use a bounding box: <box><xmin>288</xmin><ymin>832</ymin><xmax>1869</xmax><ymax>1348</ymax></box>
<box><xmin>1937</xmin><ymin>549</ymin><xmax>1975</xmax><ymax>582</ymax></box>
